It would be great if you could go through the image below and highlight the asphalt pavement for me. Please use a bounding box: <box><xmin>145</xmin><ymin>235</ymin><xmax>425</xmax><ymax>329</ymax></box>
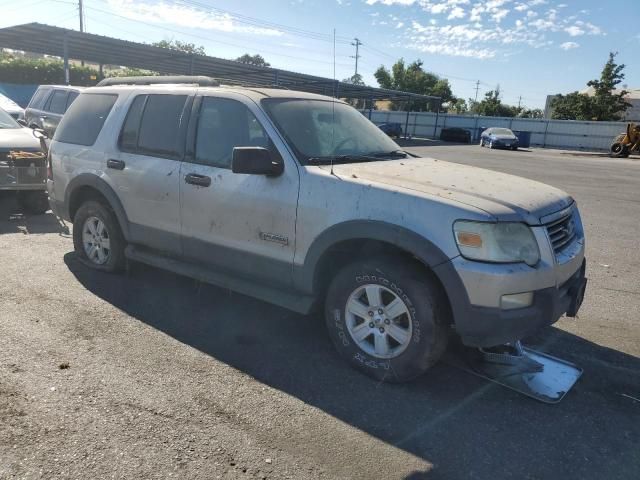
<box><xmin>0</xmin><ymin>144</ymin><xmax>638</xmax><ymax>479</ymax></box>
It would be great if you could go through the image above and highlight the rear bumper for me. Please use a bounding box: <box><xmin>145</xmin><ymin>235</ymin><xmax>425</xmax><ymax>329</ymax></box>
<box><xmin>434</xmin><ymin>258</ymin><xmax>587</xmax><ymax>348</ymax></box>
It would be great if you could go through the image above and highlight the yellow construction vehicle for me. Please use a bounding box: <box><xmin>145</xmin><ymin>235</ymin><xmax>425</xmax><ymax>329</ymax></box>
<box><xmin>610</xmin><ymin>122</ymin><xmax>640</xmax><ymax>157</ymax></box>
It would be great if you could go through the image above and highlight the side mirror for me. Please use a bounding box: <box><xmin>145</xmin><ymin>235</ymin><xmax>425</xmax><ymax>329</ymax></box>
<box><xmin>232</xmin><ymin>147</ymin><xmax>283</xmax><ymax>176</ymax></box>
<box><xmin>17</xmin><ymin>118</ymin><xmax>27</xmax><ymax>127</ymax></box>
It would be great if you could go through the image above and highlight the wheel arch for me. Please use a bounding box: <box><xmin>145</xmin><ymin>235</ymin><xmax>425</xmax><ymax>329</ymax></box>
<box><xmin>296</xmin><ymin>221</ymin><xmax>458</xmax><ymax>310</ymax></box>
<box><xmin>65</xmin><ymin>174</ymin><xmax>131</xmax><ymax>240</ymax></box>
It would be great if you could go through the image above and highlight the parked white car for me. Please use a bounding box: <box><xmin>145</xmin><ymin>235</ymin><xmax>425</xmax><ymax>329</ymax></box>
<box><xmin>0</xmin><ymin>92</ymin><xmax>25</xmax><ymax>120</ymax></box>
<box><xmin>46</xmin><ymin>77</ymin><xmax>587</xmax><ymax>382</ymax></box>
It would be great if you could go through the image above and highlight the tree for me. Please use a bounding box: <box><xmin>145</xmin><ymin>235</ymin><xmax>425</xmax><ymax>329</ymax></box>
<box><xmin>152</xmin><ymin>39</ymin><xmax>205</xmax><ymax>56</ymax></box>
<box><xmin>551</xmin><ymin>52</ymin><xmax>631</xmax><ymax>121</ymax></box>
<box><xmin>342</xmin><ymin>73</ymin><xmax>365</xmax><ymax>85</ymax></box>
<box><xmin>341</xmin><ymin>73</ymin><xmax>367</xmax><ymax>108</ymax></box>
<box><xmin>447</xmin><ymin>97</ymin><xmax>468</xmax><ymax>114</ymax></box>
<box><xmin>518</xmin><ymin>108</ymin><xmax>543</xmax><ymax>119</ymax></box>
<box><xmin>374</xmin><ymin>59</ymin><xmax>453</xmax><ymax>111</ymax></box>
<box><xmin>235</xmin><ymin>54</ymin><xmax>270</xmax><ymax>67</ymax></box>
<box><xmin>469</xmin><ymin>87</ymin><xmax>518</xmax><ymax>117</ymax></box>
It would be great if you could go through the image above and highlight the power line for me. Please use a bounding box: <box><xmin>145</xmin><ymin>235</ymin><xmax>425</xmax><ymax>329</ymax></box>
<box><xmin>83</xmin><ymin>4</ymin><xmax>355</xmax><ymax>68</ymax></box>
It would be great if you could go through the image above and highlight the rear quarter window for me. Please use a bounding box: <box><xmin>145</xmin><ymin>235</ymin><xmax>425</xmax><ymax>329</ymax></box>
<box><xmin>28</xmin><ymin>87</ymin><xmax>52</xmax><ymax>110</ymax></box>
<box><xmin>53</xmin><ymin>93</ymin><xmax>117</xmax><ymax>146</ymax></box>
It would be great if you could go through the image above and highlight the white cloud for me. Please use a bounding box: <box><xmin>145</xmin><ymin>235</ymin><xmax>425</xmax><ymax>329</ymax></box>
<box><xmin>396</xmin><ymin>21</ymin><xmax>405</xmax><ymax>28</ymax></box>
<box><xmin>492</xmin><ymin>8</ymin><xmax>509</xmax><ymax>23</ymax></box>
<box><xmin>560</xmin><ymin>41</ymin><xmax>579</xmax><ymax>50</ymax></box>
<box><xmin>448</xmin><ymin>6</ymin><xmax>465</xmax><ymax>19</ymax></box>
<box><xmin>365</xmin><ymin>0</ymin><xmax>417</xmax><ymax>4</ymax></box>
<box><xmin>107</xmin><ymin>0</ymin><xmax>283</xmax><ymax>36</ymax></box>
<box><xmin>565</xmin><ymin>25</ymin><xmax>584</xmax><ymax>36</ymax></box>
<box><xmin>514</xmin><ymin>3</ymin><xmax>528</xmax><ymax>11</ymax></box>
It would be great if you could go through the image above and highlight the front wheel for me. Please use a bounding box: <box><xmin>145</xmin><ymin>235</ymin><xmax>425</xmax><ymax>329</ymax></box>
<box><xmin>479</xmin><ymin>138</ymin><xmax>484</xmax><ymax>147</ymax></box>
<box><xmin>324</xmin><ymin>257</ymin><xmax>449</xmax><ymax>382</ymax></box>
<box><xmin>73</xmin><ymin>200</ymin><xmax>125</xmax><ymax>272</ymax></box>
<box><xmin>488</xmin><ymin>141</ymin><xmax>494</xmax><ymax>149</ymax></box>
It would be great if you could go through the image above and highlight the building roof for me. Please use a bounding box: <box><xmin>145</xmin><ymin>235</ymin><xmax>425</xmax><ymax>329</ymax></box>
<box><xmin>0</xmin><ymin>23</ymin><xmax>440</xmax><ymax>103</ymax></box>
<box><xmin>579</xmin><ymin>86</ymin><xmax>640</xmax><ymax>99</ymax></box>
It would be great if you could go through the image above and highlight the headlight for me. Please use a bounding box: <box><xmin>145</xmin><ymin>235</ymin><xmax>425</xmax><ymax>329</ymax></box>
<box><xmin>453</xmin><ymin>221</ymin><xmax>540</xmax><ymax>266</ymax></box>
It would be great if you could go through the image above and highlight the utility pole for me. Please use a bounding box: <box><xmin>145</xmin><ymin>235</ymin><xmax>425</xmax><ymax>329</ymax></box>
<box><xmin>474</xmin><ymin>80</ymin><xmax>480</xmax><ymax>103</ymax></box>
<box><xmin>350</xmin><ymin>38</ymin><xmax>362</xmax><ymax>77</ymax></box>
<box><xmin>517</xmin><ymin>95</ymin><xmax>522</xmax><ymax>109</ymax></box>
<box><xmin>79</xmin><ymin>0</ymin><xmax>84</xmax><ymax>32</ymax></box>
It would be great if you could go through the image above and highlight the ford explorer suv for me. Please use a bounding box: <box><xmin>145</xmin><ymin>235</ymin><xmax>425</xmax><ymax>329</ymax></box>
<box><xmin>24</xmin><ymin>85</ymin><xmax>83</xmax><ymax>137</ymax></box>
<box><xmin>47</xmin><ymin>77</ymin><xmax>587</xmax><ymax>382</ymax></box>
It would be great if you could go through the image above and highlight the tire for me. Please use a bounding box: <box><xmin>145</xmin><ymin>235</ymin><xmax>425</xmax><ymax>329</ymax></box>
<box><xmin>16</xmin><ymin>190</ymin><xmax>49</xmax><ymax>214</ymax></box>
<box><xmin>324</xmin><ymin>257</ymin><xmax>449</xmax><ymax>383</ymax></box>
<box><xmin>610</xmin><ymin>142</ymin><xmax>629</xmax><ymax>158</ymax></box>
<box><xmin>73</xmin><ymin>200</ymin><xmax>125</xmax><ymax>273</ymax></box>
<box><xmin>479</xmin><ymin>138</ymin><xmax>484</xmax><ymax>147</ymax></box>
<box><xmin>488</xmin><ymin>141</ymin><xmax>494</xmax><ymax>149</ymax></box>
<box><xmin>511</xmin><ymin>146</ymin><xmax>518</xmax><ymax>151</ymax></box>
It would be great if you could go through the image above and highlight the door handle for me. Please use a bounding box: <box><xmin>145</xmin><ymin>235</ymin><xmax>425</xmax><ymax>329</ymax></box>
<box><xmin>107</xmin><ymin>159</ymin><xmax>126</xmax><ymax>170</ymax></box>
<box><xmin>185</xmin><ymin>173</ymin><xmax>211</xmax><ymax>187</ymax></box>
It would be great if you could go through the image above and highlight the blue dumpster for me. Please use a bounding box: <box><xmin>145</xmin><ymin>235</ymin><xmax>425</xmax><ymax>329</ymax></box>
<box><xmin>512</xmin><ymin>131</ymin><xmax>531</xmax><ymax>148</ymax></box>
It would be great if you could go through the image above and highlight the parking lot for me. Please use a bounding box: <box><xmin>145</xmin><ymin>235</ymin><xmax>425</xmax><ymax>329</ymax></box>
<box><xmin>1</xmin><ymin>144</ymin><xmax>638</xmax><ymax>479</ymax></box>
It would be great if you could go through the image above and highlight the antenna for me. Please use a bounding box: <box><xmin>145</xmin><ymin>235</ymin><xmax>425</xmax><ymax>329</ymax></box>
<box><xmin>331</xmin><ymin>28</ymin><xmax>336</xmax><ymax>176</ymax></box>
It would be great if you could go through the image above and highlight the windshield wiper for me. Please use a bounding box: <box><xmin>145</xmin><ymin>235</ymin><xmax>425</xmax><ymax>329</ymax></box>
<box><xmin>366</xmin><ymin>149</ymin><xmax>410</xmax><ymax>158</ymax></box>
<box><xmin>306</xmin><ymin>154</ymin><xmax>382</xmax><ymax>165</ymax></box>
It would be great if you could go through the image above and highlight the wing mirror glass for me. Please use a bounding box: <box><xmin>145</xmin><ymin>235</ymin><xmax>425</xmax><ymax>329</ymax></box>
<box><xmin>17</xmin><ymin>118</ymin><xmax>27</xmax><ymax>127</ymax></box>
<box><xmin>231</xmin><ymin>147</ymin><xmax>283</xmax><ymax>176</ymax></box>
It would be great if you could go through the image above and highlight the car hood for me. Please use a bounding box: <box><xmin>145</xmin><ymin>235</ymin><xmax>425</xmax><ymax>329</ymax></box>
<box><xmin>0</xmin><ymin>127</ymin><xmax>41</xmax><ymax>151</ymax></box>
<box><xmin>330</xmin><ymin>157</ymin><xmax>573</xmax><ymax>225</ymax></box>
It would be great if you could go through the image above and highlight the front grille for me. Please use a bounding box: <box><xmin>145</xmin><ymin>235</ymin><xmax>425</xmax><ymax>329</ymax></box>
<box><xmin>546</xmin><ymin>211</ymin><xmax>577</xmax><ymax>253</ymax></box>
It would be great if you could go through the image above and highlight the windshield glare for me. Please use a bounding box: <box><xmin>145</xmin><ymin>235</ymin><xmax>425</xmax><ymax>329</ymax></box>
<box><xmin>0</xmin><ymin>108</ymin><xmax>19</xmax><ymax>129</ymax></box>
<box><xmin>491</xmin><ymin>128</ymin><xmax>514</xmax><ymax>136</ymax></box>
<box><xmin>262</xmin><ymin>99</ymin><xmax>401</xmax><ymax>163</ymax></box>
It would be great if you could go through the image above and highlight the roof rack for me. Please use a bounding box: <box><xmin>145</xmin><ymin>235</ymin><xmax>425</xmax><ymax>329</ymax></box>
<box><xmin>96</xmin><ymin>75</ymin><xmax>219</xmax><ymax>87</ymax></box>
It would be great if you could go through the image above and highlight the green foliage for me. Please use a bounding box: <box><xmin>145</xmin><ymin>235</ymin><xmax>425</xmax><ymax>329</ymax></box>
<box><xmin>0</xmin><ymin>54</ymin><xmax>100</xmax><ymax>85</ymax></box>
<box><xmin>447</xmin><ymin>98</ymin><xmax>468</xmax><ymax>114</ymax></box>
<box><xmin>551</xmin><ymin>52</ymin><xmax>631</xmax><ymax>121</ymax></box>
<box><xmin>468</xmin><ymin>88</ymin><xmax>518</xmax><ymax>117</ymax></box>
<box><xmin>152</xmin><ymin>39</ymin><xmax>206</xmax><ymax>56</ymax></box>
<box><xmin>235</xmin><ymin>53</ymin><xmax>270</xmax><ymax>67</ymax></box>
<box><xmin>342</xmin><ymin>73</ymin><xmax>365</xmax><ymax>86</ymax></box>
<box><xmin>518</xmin><ymin>108</ymin><xmax>543</xmax><ymax>119</ymax></box>
<box><xmin>105</xmin><ymin>67</ymin><xmax>158</xmax><ymax>77</ymax></box>
<box><xmin>374</xmin><ymin>59</ymin><xmax>452</xmax><ymax>111</ymax></box>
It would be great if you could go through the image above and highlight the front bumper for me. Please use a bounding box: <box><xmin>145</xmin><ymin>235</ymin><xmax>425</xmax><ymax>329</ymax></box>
<box><xmin>440</xmin><ymin>259</ymin><xmax>586</xmax><ymax>347</ymax></box>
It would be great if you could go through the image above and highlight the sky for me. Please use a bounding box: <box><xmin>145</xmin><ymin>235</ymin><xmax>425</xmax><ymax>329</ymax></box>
<box><xmin>1</xmin><ymin>0</ymin><xmax>638</xmax><ymax>108</ymax></box>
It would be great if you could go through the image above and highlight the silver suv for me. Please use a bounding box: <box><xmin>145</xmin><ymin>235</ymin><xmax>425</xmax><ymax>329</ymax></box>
<box><xmin>47</xmin><ymin>77</ymin><xmax>587</xmax><ymax>382</ymax></box>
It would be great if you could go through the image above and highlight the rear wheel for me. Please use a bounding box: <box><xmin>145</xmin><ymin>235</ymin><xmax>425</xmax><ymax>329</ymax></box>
<box><xmin>610</xmin><ymin>142</ymin><xmax>629</xmax><ymax>158</ymax></box>
<box><xmin>479</xmin><ymin>138</ymin><xmax>484</xmax><ymax>147</ymax></box>
<box><xmin>73</xmin><ymin>200</ymin><xmax>125</xmax><ymax>272</ymax></box>
<box><xmin>16</xmin><ymin>190</ymin><xmax>49</xmax><ymax>214</ymax></box>
<box><xmin>324</xmin><ymin>257</ymin><xmax>449</xmax><ymax>382</ymax></box>
<box><xmin>489</xmin><ymin>140</ymin><xmax>494</xmax><ymax>149</ymax></box>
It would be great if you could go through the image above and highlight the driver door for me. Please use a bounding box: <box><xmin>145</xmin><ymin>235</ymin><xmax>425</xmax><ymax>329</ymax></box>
<box><xmin>180</xmin><ymin>93</ymin><xmax>300</xmax><ymax>288</ymax></box>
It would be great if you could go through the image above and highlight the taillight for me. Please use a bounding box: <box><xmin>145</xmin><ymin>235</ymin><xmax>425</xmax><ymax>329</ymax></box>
<box><xmin>46</xmin><ymin>150</ymin><xmax>53</xmax><ymax>180</ymax></box>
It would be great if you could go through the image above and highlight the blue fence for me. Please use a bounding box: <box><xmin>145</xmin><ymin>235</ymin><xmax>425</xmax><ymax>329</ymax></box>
<box><xmin>0</xmin><ymin>83</ymin><xmax>38</xmax><ymax>107</ymax></box>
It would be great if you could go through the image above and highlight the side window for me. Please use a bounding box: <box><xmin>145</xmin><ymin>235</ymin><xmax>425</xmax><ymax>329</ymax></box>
<box><xmin>65</xmin><ymin>91</ymin><xmax>79</xmax><ymax>111</ymax></box>
<box><xmin>119</xmin><ymin>95</ymin><xmax>147</xmax><ymax>152</ymax></box>
<box><xmin>195</xmin><ymin>97</ymin><xmax>270</xmax><ymax>169</ymax></box>
<box><xmin>135</xmin><ymin>95</ymin><xmax>187</xmax><ymax>159</ymax></box>
<box><xmin>28</xmin><ymin>88</ymin><xmax>51</xmax><ymax>110</ymax></box>
<box><xmin>53</xmin><ymin>93</ymin><xmax>117</xmax><ymax>146</ymax></box>
<box><xmin>47</xmin><ymin>90</ymin><xmax>69</xmax><ymax>114</ymax></box>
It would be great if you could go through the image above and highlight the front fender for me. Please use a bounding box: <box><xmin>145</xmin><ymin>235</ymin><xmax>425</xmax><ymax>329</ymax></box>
<box><xmin>294</xmin><ymin>220</ymin><xmax>454</xmax><ymax>294</ymax></box>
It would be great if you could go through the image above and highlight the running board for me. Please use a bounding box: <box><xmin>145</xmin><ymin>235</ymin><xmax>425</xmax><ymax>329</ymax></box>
<box><xmin>124</xmin><ymin>245</ymin><xmax>316</xmax><ymax>315</ymax></box>
<box><xmin>445</xmin><ymin>341</ymin><xmax>582</xmax><ymax>404</ymax></box>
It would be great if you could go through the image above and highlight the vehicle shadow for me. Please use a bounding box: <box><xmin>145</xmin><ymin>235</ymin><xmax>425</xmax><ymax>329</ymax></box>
<box><xmin>0</xmin><ymin>192</ymin><xmax>64</xmax><ymax>235</ymax></box>
<box><xmin>64</xmin><ymin>254</ymin><xmax>640</xmax><ymax>480</ymax></box>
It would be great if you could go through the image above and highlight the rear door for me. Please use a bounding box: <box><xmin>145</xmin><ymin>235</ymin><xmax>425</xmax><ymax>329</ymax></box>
<box><xmin>41</xmin><ymin>89</ymin><xmax>69</xmax><ymax>136</ymax></box>
<box><xmin>107</xmin><ymin>92</ymin><xmax>192</xmax><ymax>256</ymax></box>
<box><xmin>25</xmin><ymin>87</ymin><xmax>52</xmax><ymax>128</ymax></box>
<box><xmin>179</xmin><ymin>92</ymin><xmax>300</xmax><ymax>287</ymax></box>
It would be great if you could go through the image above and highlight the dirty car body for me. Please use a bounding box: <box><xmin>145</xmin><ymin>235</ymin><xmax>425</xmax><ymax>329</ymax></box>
<box><xmin>480</xmin><ymin>127</ymin><xmax>519</xmax><ymax>150</ymax></box>
<box><xmin>47</xmin><ymin>80</ymin><xmax>587</xmax><ymax>381</ymax></box>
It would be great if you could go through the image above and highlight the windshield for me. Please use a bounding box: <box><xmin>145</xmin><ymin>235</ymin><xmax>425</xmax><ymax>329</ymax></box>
<box><xmin>491</xmin><ymin>128</ymin><xmax>514</xmax><ymax>136</ymax></box>
<box><xmin>0</xmin><ymin>108</ymin><xmax>19</xmax><ymax>129</ymax></box>
<box><xmin>262</xmin><ymin>98</ymin><xmax>402</xmax><ymax>163</ymax></box>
